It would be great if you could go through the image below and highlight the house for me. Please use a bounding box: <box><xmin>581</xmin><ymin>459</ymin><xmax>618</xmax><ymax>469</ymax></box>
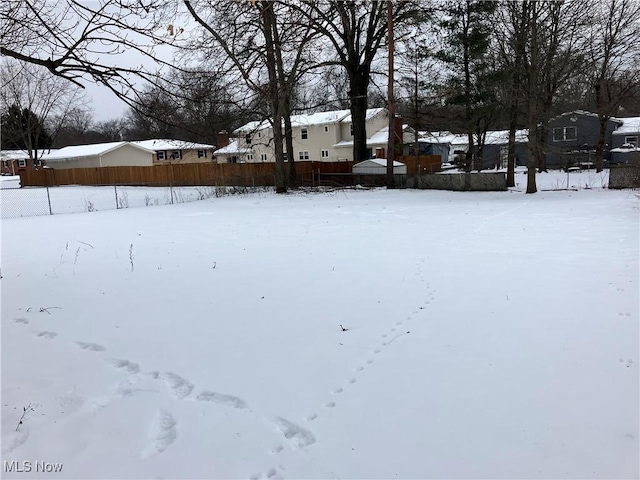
<box><xmin>212</xmin><ymin>139</ymin><xmax>252</xmax><ymax>164</ymax></box>
<box><xmin>611</xmin><ymin>116</ymin><xmax>640</xmax><ymax>149</ymax></box>
<box><xmin>130</xmin><ymin>139</ymin><xmax>216</xmax><ymax>165</ymax></box>
<box><xmin>1</xmin><ymin>149</ymin><xmax>57</xmax><ymax>175</ymax></box>
<box><xmin>352</xmin><ymin>158</ymin><xmax>407</xmax><ymax>175</ymax></box>
<box><xmin>41</xmin><ymin>142</ymin><xmax>154</xmax><ymax>169</ymax></box>
<box><xmin>423</xmin><ymin>130</ymin><xmax>529</xmax><ymax>169</ymax></box>
<box><xmin>215</xmin><ymin>108</ymin><xmax>390</xmax><ymax>164</ymax></box>
<box><xmin>546</xmin><ymin>110</ymin><xmax>622</xmax><ymax>168</ymax></box>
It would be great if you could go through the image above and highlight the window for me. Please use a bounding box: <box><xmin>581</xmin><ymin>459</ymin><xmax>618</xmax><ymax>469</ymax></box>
<box><xmin>301</xmin><ymin>128</ymin><xmax>308</xmax><ymax>140</ymax></box>
<box><xmin>624</xmin><ymin>136</ymin><xmax>638</xmax><ymax>146</ymax></box>
<box><xmin>258</xmin><ymin>132</ymin><xmax>262</xmax><ymax>138</ymax></box>
<box><xmin>324</xmin><ymin>125</ymin><xmax>329</xmax><ymax>133</ymax></box>
<box><xmin>283</xmin><ymin>152</ymin><xmax>287</xmax><ymax>161</ymax></box>
<box><xmin>247</xmin><ymin>154</ymin><xmax>254</xmax><ymax>162</ymax></box>
<box><xmin>299</xmin><ymin>151</ymin><xmax>310</xmax><ymax>160</ymax></box>
<box><xmin>350</xmin><ymin>124</ymin><xmax>354</xmax><ymax>136</ymax></box>
<box><xmin>157</xmin><ymin>151</ymin><xmax>166</xmax><ymax>160</ymax></box>
<box><xmin>245</xmin><ymin>134</ymin><xmax>252</xmax><ymax>145</ymax></box>
<box><xmin>2</xmin><ymin>160</ymin><xmax>8</xmax><ymax>169</ymax></box>
<box><xmin>321</xmin><ymin>149</ymin><xmax>329</xmax><ymax>158</ymax></box>
<box><xmin>18</xmin><ymin>159</ymin><xmax>27</xmax><ymax>167</ymax></box>
<box><xmin>553</xmin><ymin>126</ymin><xmax>577</xmax><ymax>142</ymax></box>
<box><xmin>197</xmin><ymin>149</ymin><xmax>206</xmax><ymax>158</ymax></box>
<box><xmin>260</xmin><ymin>153</ymin><xmax>268</xmax><ymax>162</ymax></box>
<box><xmin>172</xmin><ymin>150</ymin><xmax>182</xmax><ymax>160</ymax></box>
<box><xmin>229</xmin><ymin>156</ymin><xmax>238</xmax><ymax>164</ymax></box>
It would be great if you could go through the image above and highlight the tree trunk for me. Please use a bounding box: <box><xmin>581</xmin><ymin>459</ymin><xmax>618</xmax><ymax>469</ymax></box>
<box><xmin>349</xmin><ymin>67</ymin><xmax>370</xmax><ymax>163</ymax></box>
<box><xmin>526</xmin><ymin>2</ymin><xmax>538</xmax><ymax>194</ymax></box>
<box><xmin>386</xmin><ymin>0</ymin><xmax>395</xmax><ymax>189</ymax></box>
<box><xmin>595</xmin><ymin>114</ymin><xmax>607</xmax><ymax>172</ymax></box>
<box><xmin>260</xmin><ymin>1</ymin><xmax>286</xmax><ymax>193</ymax></box>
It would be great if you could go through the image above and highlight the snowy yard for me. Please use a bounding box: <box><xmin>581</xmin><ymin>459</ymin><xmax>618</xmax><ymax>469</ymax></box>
<box><xmin>1</xmin><ymin>171</ymin><xmax>638</xmax><ymax>479</ymax></box>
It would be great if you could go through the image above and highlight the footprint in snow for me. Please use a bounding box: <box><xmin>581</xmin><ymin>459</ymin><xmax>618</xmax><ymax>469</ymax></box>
<box><xmin>14</xmin><ymin>318</ymin><xmax>29</xmax><ymax>324</ymax></box>
<box><xmin>1</xmin><ymin>427</ymin><xmax>30</xmax><ymax>455</ymax></box>
<box><xmin>35</xmin><ymin>331</ymin><xmax>57</xmax><ymax>339</ymax></box>
<box><xmin>162</xmin><ymin>372</ymin><xmax>194</xmax><ymax>399</ymax></box>
<box><xmin>332</xmin><ymin>387</ymin><xmax>343</xmax><ymax>394</ymax></box>
<box><xmin>140</xmin><ymin>410</ymin><xmax>177</xmax><ymax>459</ymax></box>
<box><xmin>269</xmin><ymin>416</ymin><xmax>316</xmax><ymax>448</ymax></box>
<box><xmin>348</xmin><ymin>378</ymin><xmax>357</xmax><ymax>384</ymax></box>
<box><xmin>324</xmin><ymin>402</ymin><xmax>336</xmax><ymax>408</ymax></box>
<box><xmin>76</xmin><ymin>341</ymin><xmax>107</xmax><ymax>352</ymax></box>
<box><xmin>196</xmin><ymin>391</ymin><xmax>247</xmax><ymax>409</ymax></box>
<box><xmin>106</xmin><ymin>358</ymin><xmax>140</xmax><ymax>374</ymax></box>
<box><xmin>306</xmin><ymin>413</ymin><xmax>318</xmax><ymax>421</ymax></box>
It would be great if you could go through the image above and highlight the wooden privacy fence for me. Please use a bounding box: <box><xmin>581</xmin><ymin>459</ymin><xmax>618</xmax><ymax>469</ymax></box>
<box><xmin>19</xmin><ymin>161</ymin><xmax>357</xmax><ymax>187</ymax></box>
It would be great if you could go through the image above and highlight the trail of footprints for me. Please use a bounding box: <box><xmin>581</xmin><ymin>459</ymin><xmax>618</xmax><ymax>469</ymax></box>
<box><xmin>253</xmin><ymin>258</ymin><xmax>437</xmax><ymax>479</ymax></box>
<box><xmin>13</xmin><ymin>258</ymin><xmax>437</xmax><ymax>477</ymax></box>
<box><xmin>13</xmin><ymin>319</ymin><xmax>251</xmax><ymax>459</ymax></box>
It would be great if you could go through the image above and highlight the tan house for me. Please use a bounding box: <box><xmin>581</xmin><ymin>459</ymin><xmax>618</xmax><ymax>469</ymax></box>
<box><xmin>41</xmin><ymin>142</ymin><xmax>154</xmax><ymax>169</ymax></box>
<box><xmin>215</xmin><ymin>108</ymin><xmax>393</xmax><ymax>164</ymax></box>
<box><xmin>131</xmin><ymin>139</ymin><xmax>216</xmax><ymax>165</ymax></box>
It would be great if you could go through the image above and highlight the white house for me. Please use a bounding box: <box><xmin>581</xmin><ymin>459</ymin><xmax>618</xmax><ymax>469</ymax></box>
<box><xmin>41</xmin><ymin>142</ymin><xmax>155</xmax><ymax>169</ymax></box>
<box><xmin>214</xmin><ymin>108</ymin><xmax>391</xmax><ymax>164</ymax></box>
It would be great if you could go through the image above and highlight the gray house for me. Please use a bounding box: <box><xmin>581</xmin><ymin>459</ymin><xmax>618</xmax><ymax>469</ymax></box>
<box><xmin>546</xmin><ymin>110</ymin><xmax>622</xmax><ymax>168</ymax></box>
<box><xmin>611</xmin><ymin>116</ymin><xmax>640</xmax><ymax>149</ymax></box>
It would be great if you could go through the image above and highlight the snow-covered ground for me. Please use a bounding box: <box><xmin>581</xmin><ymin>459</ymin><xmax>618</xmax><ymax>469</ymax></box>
<box><xmin>1</xmin><ymin>171</ymin><xmax>638</xmax><ymax>479</ymax></box>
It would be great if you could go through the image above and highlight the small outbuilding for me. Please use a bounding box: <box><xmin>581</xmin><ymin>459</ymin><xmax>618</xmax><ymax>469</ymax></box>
<box><xmin>352</xmin><ymin>158</ymin><xmax>407</xmax><ymax>175</ymax></box>
<box><xmin>42</xmin><ymin>142</ymin><xmax>154</xmax><ymax>169</ymax></box>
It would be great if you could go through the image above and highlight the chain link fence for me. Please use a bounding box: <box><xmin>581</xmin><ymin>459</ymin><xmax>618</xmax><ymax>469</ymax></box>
<box><xmin>0</xmin><ymin>182</ymin><xmax>273</xmax><ymax>219</ymax></box>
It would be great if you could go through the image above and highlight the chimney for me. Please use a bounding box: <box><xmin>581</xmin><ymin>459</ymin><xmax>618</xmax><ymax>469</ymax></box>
<box><xmin>217</xmin><ymin>130</ymin><xmax>230</xmax><ymax>148</ymax></box>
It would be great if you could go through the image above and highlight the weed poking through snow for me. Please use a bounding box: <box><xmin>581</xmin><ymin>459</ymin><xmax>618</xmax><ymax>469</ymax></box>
<box><xmin>16</xmin><ymin>404</ymin><xmax>36</xmax><ymax>431</ymax></box>
<box><xmin>129</xmin><ymin>244</ymin><xmax>134</xmax><ymax>272</ymax></box>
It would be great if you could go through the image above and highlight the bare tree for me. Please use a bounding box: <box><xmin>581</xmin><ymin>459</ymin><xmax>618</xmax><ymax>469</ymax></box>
<box><xmin>586</xmin><ymin>0</ymin><xmax>640</xmax><ymax>172</ymax></box>
<box><xmin>0</xmin><ymin>59</ymin><xmax>84</xmax><ymax>161</ymax></box>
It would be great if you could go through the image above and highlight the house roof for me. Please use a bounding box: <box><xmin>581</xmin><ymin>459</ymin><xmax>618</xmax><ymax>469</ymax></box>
<box><xmin>612</xmin><ymin>117</ymin><xmax>640</xmax><ymax>135</ymax></box>
<box><xmin>131</xmin><ymin>139</ymin><xmax>216</xmax><ymax>151</ymax></box>
<box><xmin>419</xmin><ymin>129</ymin><xmax>529</xmax><ymax>146</ymax></box>
<box><xmin>234</xmin><ymin>108</ymin><xmax>386</xmax><ymax>134</ymax></box>
<box><xmin>42</xmin><ymin>142</ymin><xmax>155</xmax><ymax>161</ymax></box>
<box><xmin>213</xmin><ymin>140</ymin><xmax>252</xmax><ymax>155</ymax></box>
<box><xmin>353</xmin><ymin>158</ymin><xmax>405</xmax><ymax>167</ymax></box>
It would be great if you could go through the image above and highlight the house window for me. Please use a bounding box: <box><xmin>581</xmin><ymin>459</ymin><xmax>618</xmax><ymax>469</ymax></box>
<box><xmin>247</xmin><ymin>154</ymin><xmax>254</xmax><ymax>162</ymax></box>
<box><xmin>197</xmin><ymin>149</ymin><xmax>206</xmax><ymax>158</ymax></box>
<box><xmin>301</xmin><ymin>128</ymin><xmax>308</xmax><ymax>140</ymax></box>
<box><xmin>624</xmin><ymin>135</ymin><xmax>638</xmax><ymax>146</ymax></box>
<box><xmin>246</xmin><ymin>134</ymin><xmax>252</xmax><ymax>145</ymax></box>
<box><xmin>283</xmin><ymin>152</ymin><xmax>287</xmax><ymax>161</ymax></box>
<box><xmin>260</xmin><ymin>153</ymin><xmax>268</xmax><ymax>162</ymax></box>
<box><xmin>553</xmin><ymin>126</ymin><xmax>577</xmax><ymax>142</ymax></box>
<box><xmin>157</xmin><ymin>151</ymin><xmax>166</xmax><ymax>160</ymax></box>
<box><xmin>18</xmin><ymin>159</ymin><xmax>27</xmax><ymax>167</ymax></box>
<box><xmin>321</xmin><ymin>149</ymin><xmax>329</xmax><ymax>158</ymax></box>
<box><xmin>350</xmin><ymin>124</ymin><xmax>354</xmax><ymax>136</ymax></box>
<box><xmin>299</xmin><ymin>151</ymin><xmax>310</xmax><ymax>160</ymax></box>
<box><xmin>258</xmin><ymin>132</ymin><xmax>262</xmax><ymax>138</ymax></box>
<box><xmin>324</xmin><ymin>125</ymin><xmax>329</xmax><ymax>133</ymax></box>
<box><xmin>229</xmin><ymin>156</ymin><xmax>238</xmax><ymax>164</ymax></box>
<box><xmin>172</xmin><ymin>150</ymin><xmax>182</xmax><ymax>159</ymax></box>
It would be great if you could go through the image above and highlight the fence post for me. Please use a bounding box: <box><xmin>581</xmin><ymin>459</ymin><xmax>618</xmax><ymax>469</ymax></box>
<box><xmin>170</xmin><ymin>181</ymin><xmax>174</xmax><ymax>204</ymax></box>
<box><xmin>46</xmin><ymin>186</ymin><xmax>53</xmax><ymax>215</ymax></box>
<box><xmin>115</xmin><ymin>185</ymin><xmax>119</xmax><ymax>209</ymax></box>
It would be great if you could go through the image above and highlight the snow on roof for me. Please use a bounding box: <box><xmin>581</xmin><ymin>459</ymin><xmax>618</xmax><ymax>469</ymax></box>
<box><xmin>419</xmin><ymin>129</ymin><xmax>529</xmax><ymax>145</ymax></box>
<box><xmin>131</xmin><ymin>139</ymin><xmax>216</xmax><ymax>151</ymax></box>
<box><xmin>1</xmin><ymin>149</ymin><xmax>58</xmax><ymax>161</ymax></box>
<box><xmin>333</xmin><ymin>125</ymin><xmax>394</xmax><ymax>148</ymax></box>
<box><xmin>353</xmin><ymin>158</ymin><xmax>404</xmax><ymax>167</ymax></box>
<box><xmin>42</xmin><ymin>142</ymin><xmax>154</xmax><ymax>161</ymax></box>
<box><xmin>550</xmin><ymin>110</ymin><xmax>600</xmax><ymax>121</ymax></box>
<box><xmin>213</xmin><ymin>140</ymin><xmax>251</xmax><ymax>155</ymax></box>
<box><xmin>234</xmin><ymin>108</ymin><xmax>385</xmax><ymax>134</ymax></box>
<box><xmin>612</xmin><ymin>117</ymin><xmax>640</xmax><ymax>135</ymax></box>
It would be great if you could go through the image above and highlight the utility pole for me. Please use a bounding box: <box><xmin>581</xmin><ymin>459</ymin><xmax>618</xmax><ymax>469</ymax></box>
<box><xmin>386</xmin><ymin>0</ymin><xmax>396</xmax><ymax>189</ymax></box>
